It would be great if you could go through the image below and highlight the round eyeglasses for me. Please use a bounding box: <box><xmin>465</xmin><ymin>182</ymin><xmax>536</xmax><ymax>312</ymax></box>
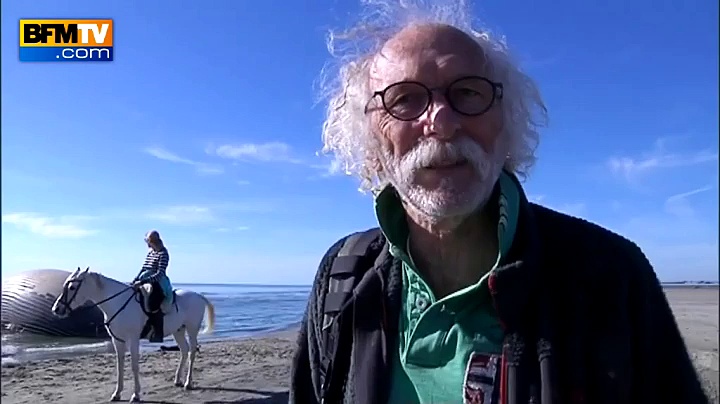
<box><xmin>364</xmin><ymin>76</ymin><xmax>504</xmax><ymax>121</ymax></box>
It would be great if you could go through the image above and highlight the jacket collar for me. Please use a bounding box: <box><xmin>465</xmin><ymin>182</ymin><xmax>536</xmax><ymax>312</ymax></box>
<box><xmin>353</xmin><ymin>172</ymin><xmax>543</xmax><ymax>403</ymax></box>
<box><xmin>489</xmin><ymin>172</ymin><xmax>544</xmax><ymax>333</ymax></box>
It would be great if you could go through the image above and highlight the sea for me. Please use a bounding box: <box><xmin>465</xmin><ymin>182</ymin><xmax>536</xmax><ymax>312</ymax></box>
<box><xmin>1</xmin><ymin>283</ymin><xmax>311</xmax><ymax>367</ymax></box>
<box><xmin>2</xmin><ymin>281</ymin><xmax>717</xmax><ymax>367</ymax></box>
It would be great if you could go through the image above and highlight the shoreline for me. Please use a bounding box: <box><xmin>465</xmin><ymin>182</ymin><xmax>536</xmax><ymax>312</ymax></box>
<box><xmin>1</xmin><ymin>322</ymin><xmax>303</xmax><ymax>368</ymax></box>
<box><xmin>2</xmin><ymin>288</ymin><xmax>717</xmax><ymax>403</ymax></box>
<box><xmin>2</xmin><ymin>329</ymin><xmax>299</xmax><ymax>404</ymax></box>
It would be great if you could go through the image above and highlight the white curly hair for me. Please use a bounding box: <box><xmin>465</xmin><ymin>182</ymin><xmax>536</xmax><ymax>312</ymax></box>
<box><xmin>316</xmin><ymin>0</ymin><xmax>548</xmax><ymax>194</ymax></box>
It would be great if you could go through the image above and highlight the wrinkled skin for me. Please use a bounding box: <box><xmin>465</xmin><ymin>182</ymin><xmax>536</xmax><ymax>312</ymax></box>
<box><xmin>367</xmin><ymin>23</ymin><xmax>509</xmax><ymax>227</ymax></box>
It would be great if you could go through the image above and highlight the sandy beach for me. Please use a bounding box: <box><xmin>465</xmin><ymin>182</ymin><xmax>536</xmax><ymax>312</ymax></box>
<box><xmin>2</xmin><ymin>287</ymin><xmax>718</xmax><ymax>403</ymax></box>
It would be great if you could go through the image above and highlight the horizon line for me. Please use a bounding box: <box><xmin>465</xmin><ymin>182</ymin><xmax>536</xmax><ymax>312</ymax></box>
<box><xmin>171</xmin><ymin>280</ymin><xmax>720</xmax><ymax>287</ymax></box>
<box><xmin>173</xmin><ymin>282</ymin><xmax>313</xmax><ymax>287</ymax></box>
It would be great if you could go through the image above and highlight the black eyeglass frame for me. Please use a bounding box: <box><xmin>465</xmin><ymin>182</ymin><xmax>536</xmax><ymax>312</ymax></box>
<box><xmin>364</xmin><ymin>75</ymin><xmax>504</xmax><ymax>121</ymax></box>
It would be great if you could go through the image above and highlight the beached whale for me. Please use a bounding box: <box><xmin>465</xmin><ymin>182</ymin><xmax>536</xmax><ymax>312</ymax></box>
<box><xmin>1</xmin><ymin>269</ymin><xmax>109</xmax><ymax>338</ymax></box>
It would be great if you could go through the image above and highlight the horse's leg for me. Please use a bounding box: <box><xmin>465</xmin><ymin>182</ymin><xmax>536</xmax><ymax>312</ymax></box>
<box><xmin>172</xmin><ymin>328</ymin><xmax>189</xmax><ymax>387</ymax></box>
<box><xmin>110</xmin><ymin>339</ymin><xmax>125</xmax><ymax>401</ymax></box>
<box><xmin>128</xmin><ymin>338</ymin><xmax>142</xmax><ymax>402</ymax></box>
<box><xmin>184</xmin><ymin>325</ymin><xmax>200</xmax><ymax>390</ymax></box>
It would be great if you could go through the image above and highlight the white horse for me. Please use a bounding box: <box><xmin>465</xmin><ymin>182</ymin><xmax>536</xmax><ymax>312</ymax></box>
<box><xmin>50</xmin><ymin>267</ymin><xmax>216</xmax><ymax>402</ymax></box>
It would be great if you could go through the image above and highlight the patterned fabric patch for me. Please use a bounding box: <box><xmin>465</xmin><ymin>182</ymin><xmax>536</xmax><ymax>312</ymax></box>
<box><xmin>463</xmin><ymin>352</ymin><xmax>501</xmax><ymax>404</ymax></box>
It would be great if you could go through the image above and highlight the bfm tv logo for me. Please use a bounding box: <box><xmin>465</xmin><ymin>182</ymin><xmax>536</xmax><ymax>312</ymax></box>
<box><xmin>19</xmin><ymin>19</ymin><xmax>113</xmax><ymax>62</ymax></box>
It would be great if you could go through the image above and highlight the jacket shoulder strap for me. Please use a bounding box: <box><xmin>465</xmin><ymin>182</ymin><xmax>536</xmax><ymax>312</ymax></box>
<box><xmin>318</xmin><ymin>227</ymin><xmax>383</xmax><ymax>402</ymax></box>
<box><xmin>321</xmin><ymin>228</ymin><xmax>381</xmax><ymax>329</ymax></box>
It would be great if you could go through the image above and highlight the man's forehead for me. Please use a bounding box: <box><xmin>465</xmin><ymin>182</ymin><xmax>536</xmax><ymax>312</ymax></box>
<box><xmin>383</xmin><ymin>23</ymin><xmax>481</xmax><ymax>54</ymax></box>
<box><xmin>369</xmin><ymin>23</ymin><xmax>488</xmax><ymax>87</ymax></box>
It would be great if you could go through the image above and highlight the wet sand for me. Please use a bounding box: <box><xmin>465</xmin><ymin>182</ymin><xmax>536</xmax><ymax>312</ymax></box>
<box><xmin>1</xmin><ymin>287</ymin><xmax>718</xmax><ymax>403</ymax></box>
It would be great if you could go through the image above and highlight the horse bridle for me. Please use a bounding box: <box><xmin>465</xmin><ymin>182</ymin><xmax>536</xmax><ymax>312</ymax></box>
<box><xmin>57</xmin><ymin>278</ymin><xmax>85</xmax><ymax>314</ymax></box>
<box><xmin>59</xmin><ymin>276</ymin><xmax>136</xmax><ymax>316</ymax></box>
<box><xmin>59</xmin><ymin>274</ymin><xmax>156</xmax><ymax>342</ymax></box>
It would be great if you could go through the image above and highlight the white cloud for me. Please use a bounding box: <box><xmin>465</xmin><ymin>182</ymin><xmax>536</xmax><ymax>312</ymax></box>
<box><xmin>205</xmin><ymin>142</ymin><xmax>348</xmax><ymax>183</ymax></box>
<box><xmin>607</xmin><ymin>137</ymin><xmax>717</xmax><ymax>181</ymax></box>
<box><xmin>1</xmin><ymin>213</ymin><xmax>97</xmax><ymax>238</ymax></box>
<box><xmin>195</xmin><ymin>166</ymin><xmax>224</xmax><ymax>175</ymax></box>
<box><xmin>528</xmin><ymin>194</ymin><xmax>546</xmax><ymax>203</ymax></box>
<box><xmin>2</xmin><ymin>199</ymin><xmax>279</xmax><ymax>238</ymax></box>
<box><xmin>236</xmin><ymin>180</ymin><xmax>251</xmax><ymax>185</ymax></box>
<box><xmin>207</xmin><ymin>142</ymin><xmax>304</xmax><ymax>164</ymax></box>
<box><xmin>144</xmin><ymin>205</ymin><xmax>215</xmax><ymax>225</ymax></box>
<box><xmin>141</xmin><ymin>200</ymin><xmax>277</xmax><ymax>226</ymax></box>
<box><xmin>213</xmin><ymin>226</ymin><xmax>250</xmax><ymax>232</ymax></box>
<box><xmin>664</xmin><ymin>185</ymin><xmax>713</xmax><ymax>218</ymax></box>
<box><xmin>309</xmin><ymin>159</ymin><xmax>346</xmax><ymax>179</ymax></box>
<box><xmin>144</xmin><ymin>146</ymin><xmax>224</xmax><ymax>175</ymax></box>
<box><xmin>602</xmin><ymin>187</ymin><xmax>718</xmax><ymax>281</ymax></box>
<box><xmin>528</xmin><ymin>195</ymin><xmax>586</xmax><ymax>217</ymax></box>
<box><xmin>144</xmin><ymin>147</ymin><xmax>194</xmax><ymax>165</ymax></box>
<box><xmin>209</xmin><ymin>200</ymin><xmax>278</xmax><ymax>214</ymax></box>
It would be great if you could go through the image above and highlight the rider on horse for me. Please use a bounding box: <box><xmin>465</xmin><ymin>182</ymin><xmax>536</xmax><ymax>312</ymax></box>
<box><xmin>132</xmin><ymin>230</ymin><xmax>173</xmax><ymax>342</ymax></box>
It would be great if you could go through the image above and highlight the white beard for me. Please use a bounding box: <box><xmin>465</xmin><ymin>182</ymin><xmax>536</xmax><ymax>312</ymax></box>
<box><xmin>381</xmin><ymin>135</ymin><xmax>507</xmax><ymax>221</ymax></box>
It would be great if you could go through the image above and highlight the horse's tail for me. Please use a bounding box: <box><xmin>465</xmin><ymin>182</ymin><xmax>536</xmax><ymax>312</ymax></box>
<box><xmin>199</xmin><ymin>294</ymin><xmax>215</xmax><ymax>335</ymax></box>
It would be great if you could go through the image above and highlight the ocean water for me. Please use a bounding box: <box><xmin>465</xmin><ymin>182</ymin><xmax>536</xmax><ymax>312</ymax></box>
<box><xmin>3</xmin><ymin>282</ymin><xmax>716</xmax><ymax>367</ymax></box>
<box><xmin>1</xmin><ymin>283</ymin><xmax>310</xmax><ymax>367</ymax></box>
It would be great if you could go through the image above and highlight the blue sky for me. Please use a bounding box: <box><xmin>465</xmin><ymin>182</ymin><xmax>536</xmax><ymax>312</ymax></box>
<box><xmin>2</xmin><ymin>0</ymin><xmax>717</xmax><ymax>284</ymax></box>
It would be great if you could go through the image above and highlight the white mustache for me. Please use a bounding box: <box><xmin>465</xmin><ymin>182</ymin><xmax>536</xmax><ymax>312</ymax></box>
<box><xmin>396</xmin><ymin>136</ymin><xmax>487</xmax><ymax>176</ymax></box>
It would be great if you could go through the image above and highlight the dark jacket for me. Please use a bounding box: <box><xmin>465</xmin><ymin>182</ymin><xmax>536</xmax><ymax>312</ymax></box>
<box><xmin>290</xmin><ymin>188</ymin><xmax>708</xmax><ymax>404</ymax></box>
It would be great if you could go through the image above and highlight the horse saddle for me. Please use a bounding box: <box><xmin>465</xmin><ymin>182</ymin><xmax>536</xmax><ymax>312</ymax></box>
<box><xmin>138</xmin><ymin>283</ymin><xmax>177</xmax><ymax>315</ymax></box>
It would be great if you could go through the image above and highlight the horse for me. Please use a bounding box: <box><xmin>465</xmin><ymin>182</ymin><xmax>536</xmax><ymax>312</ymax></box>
<box><xmin>50</xmin><ymin>267</ymin><xmax>216</xmax><ymax>402</ymax></box>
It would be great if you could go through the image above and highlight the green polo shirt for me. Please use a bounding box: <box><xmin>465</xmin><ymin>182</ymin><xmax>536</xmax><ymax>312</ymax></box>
<box><xmin>377</xmin><ymin>171</ymin><xmax>520</xmax><ymax>404</ymax></box>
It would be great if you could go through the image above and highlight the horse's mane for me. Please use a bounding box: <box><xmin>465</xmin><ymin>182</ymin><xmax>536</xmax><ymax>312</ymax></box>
<box><xmin>87</xmin><ymin>271</ymin><xmax>127</xmax><ymax>290</ymax></box>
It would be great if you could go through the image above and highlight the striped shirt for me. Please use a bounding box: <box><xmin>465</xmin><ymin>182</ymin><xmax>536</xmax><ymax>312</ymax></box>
<box><xmin>139</xmin><ymin>247</ymin><xmax>170</xmax><ymax>283</ymax></box>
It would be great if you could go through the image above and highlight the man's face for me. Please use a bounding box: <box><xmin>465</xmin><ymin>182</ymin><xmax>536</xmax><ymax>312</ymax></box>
<box><xmin>367</xmin><ymin>24</ymin><xmax>508</xmax><ymax>219</ymax></box>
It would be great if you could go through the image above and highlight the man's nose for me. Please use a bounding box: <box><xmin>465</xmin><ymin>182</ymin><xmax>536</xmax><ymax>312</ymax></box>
<box><xmin>423</xmin><ymin>98</ymin><xmax>461</xmax><ymax>140</ymax></box>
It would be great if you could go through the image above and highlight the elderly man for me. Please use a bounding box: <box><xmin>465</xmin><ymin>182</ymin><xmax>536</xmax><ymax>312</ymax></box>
<box><xmin>290</xmin><ymin>3</ymin><xmax>708</xmax><ymax>404</ymax></box>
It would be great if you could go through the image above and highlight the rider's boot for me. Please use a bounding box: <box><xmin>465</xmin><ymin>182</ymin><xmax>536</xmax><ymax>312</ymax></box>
<box><xmin>150</xmin><ymin>313</ymin><xmax>164</xmax><ymax>343</ymax></box>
